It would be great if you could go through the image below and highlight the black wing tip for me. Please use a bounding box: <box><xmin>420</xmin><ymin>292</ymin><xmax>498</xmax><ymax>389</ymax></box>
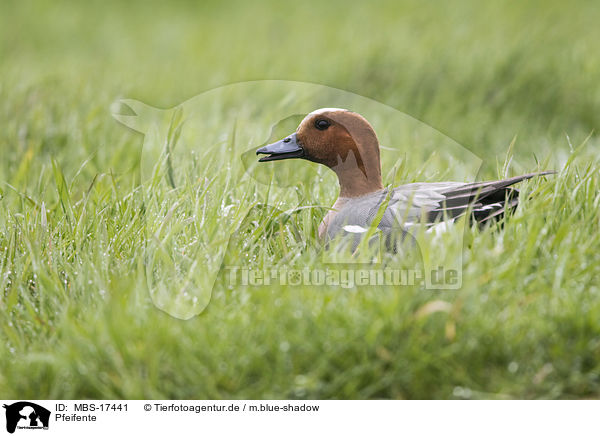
<box><xmin>431</xmin><ymin>171</ymin><xmax>554</xmax><ymax>224</ymax></box>
<box><xmin>504</xmin><ymin>170</ymin><xmax>556</xmax><ymax>183</ymax></box>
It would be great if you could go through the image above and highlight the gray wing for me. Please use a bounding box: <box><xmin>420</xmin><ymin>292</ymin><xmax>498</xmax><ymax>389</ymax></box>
<box><xmin>328</xmin><ymin>172</ymin><xmax>552</xmax><ymax>240</ymax></box>
<box><xmin>423</xmin><ymin>171</ymin><xmax>554</xmax><ymax>224</ymax></box>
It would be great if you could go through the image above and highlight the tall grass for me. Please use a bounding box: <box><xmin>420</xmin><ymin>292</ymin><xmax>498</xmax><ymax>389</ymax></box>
<box><xmin>0</xmin><ymin>0</ymin><xmax>599</xmax><ymax>398</ymax></box>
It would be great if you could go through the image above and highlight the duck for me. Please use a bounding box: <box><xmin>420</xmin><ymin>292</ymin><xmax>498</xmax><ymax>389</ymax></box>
<box><xmin>256</xmin><ymin>108</ymin><xmax>551</xmax><ymax>249</ymax></box>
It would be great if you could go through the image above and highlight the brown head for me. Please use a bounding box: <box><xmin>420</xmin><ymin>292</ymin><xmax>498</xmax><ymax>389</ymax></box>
<box><xmin>257</xmin><ymin>108</ymin><xmax>384</xmax><ymax>197</ymax></box>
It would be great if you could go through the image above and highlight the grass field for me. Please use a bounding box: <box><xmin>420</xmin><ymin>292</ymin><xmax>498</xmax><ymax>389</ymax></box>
<box><xmin>1</xmin><ymin>0</ymin><xmax>599</xmax><ymax>399</ymax></box>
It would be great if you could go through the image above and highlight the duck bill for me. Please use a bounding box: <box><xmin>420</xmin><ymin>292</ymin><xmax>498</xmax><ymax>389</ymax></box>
<box><xmin>256</xmin><ymin>132</ymin><xmax>304</xmax><ymax>162</ymax></box>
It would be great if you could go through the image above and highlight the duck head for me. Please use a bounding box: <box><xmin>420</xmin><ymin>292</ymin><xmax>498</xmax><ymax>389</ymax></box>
<box><xmin>257</xmin><ymin>108</ymin><xmax>384</xmax><ymax>197</ymax></box>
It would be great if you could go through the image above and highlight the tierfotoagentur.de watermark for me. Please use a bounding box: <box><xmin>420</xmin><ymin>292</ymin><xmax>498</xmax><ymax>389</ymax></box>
<box><xmin>225</xmin><ymin>266</ymin><xmax>459</xmax><ymax>288</ymax></box>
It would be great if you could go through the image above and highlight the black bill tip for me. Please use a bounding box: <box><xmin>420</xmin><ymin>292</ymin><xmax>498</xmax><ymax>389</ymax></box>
<box><xmin>256</xmin><ymin>133</ymin><xmax>304</xmax><ymax>162</ymax></box>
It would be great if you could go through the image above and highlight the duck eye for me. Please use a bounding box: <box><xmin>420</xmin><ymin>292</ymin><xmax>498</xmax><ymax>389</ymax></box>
<box><xmin>315</xmin><ymin>119</ymin><xmax>330</xmax><ymax>131</ymax></box>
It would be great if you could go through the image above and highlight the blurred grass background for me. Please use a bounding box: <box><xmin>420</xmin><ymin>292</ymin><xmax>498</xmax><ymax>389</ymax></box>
<box><xmin>0</xmin><ymin>0</ymin><xmax>599</xmax><ymax>398</ymax></box>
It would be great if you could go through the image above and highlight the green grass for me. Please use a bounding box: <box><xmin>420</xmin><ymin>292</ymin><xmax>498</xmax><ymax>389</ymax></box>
<box><xmin>1</xmin><ymin>0</ymin><xmax>600</xmax><ymax>399</ymax></box>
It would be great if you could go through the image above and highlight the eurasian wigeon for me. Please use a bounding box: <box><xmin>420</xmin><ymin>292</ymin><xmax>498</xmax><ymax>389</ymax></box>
<box><xmin>257</xmin><ymin>108</ymin><xmax>551</xmax><ymax>248</ymax></box>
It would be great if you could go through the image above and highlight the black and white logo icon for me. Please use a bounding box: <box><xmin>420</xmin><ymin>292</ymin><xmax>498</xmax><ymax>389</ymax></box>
<box><xmin>3</xmin><ymin>402</ymin><xmax>50</xmax><ymax>434</ymax></box>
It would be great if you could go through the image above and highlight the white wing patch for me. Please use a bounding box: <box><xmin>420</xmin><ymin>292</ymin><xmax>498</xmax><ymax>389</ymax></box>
<box><xmin>477</xmin><ymin>202</ymin><xmax>502</xmax><ymax>211</ymax></box>
<box><xmin>343</xmin><ymin>225</ymin><xmax>369</xmax><ymax>233</ymax></box>
<box><xmin>425</xmin><ymin>219</ymin><xmax>455</xmax><ymax>234</ymax></box>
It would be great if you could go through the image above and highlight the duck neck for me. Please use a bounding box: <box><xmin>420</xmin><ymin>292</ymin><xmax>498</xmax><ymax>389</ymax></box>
<box><xmin>331</xmin><ymin>120</ymin><xmax>384</xmax><ymax>198</ymax></box>
<box><xmin>335</xmin><ymin>167</ymin><xmax>384</xmax><ymax>197</ymax></box>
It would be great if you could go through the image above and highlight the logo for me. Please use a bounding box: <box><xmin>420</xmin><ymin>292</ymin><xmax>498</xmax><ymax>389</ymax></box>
<box><xmin>3</xmin><ymin>402</ymin><xmax>50</xmax><ymax>434</ymax></box>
